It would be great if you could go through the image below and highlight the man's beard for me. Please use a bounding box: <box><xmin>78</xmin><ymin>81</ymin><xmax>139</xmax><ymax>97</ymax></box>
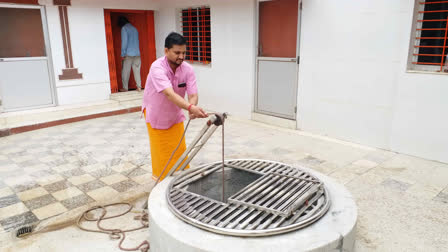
<box><xmin>168</xmin><ymin>58</ymin><xmax>183</xmax><ymax>66</ymax></box>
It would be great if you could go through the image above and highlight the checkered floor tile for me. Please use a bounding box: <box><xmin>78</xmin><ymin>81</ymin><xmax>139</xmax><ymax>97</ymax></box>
<box><xmin>0</xmin><ymin>113</ymin><xmax>158</xmax><ymax>232</ymax></box>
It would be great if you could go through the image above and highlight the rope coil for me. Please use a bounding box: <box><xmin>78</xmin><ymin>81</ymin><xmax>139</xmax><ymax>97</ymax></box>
<box><xmin>77</xmin><ymin>203</ymin><xmax>149</xmax><ymax>252</ymax></box>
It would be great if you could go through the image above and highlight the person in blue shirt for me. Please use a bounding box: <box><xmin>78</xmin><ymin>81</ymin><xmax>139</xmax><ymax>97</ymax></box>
<box><xmin>118</xmin><ymin>16</ymin><xmax>142</xmax><ymax>92</ymax></box>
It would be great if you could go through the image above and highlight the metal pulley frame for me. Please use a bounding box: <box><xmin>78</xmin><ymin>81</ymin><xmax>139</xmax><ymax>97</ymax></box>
<box><xmin>165</xmin><ymin>113</ymin><xmax>227</xmax><ymax>178</ymax></box>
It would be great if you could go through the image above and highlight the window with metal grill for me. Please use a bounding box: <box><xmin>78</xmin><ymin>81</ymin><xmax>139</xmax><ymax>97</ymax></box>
<box><xmin>411</xmin><ymin>0</ymin><xmax>448</xmax><ymax>72</ymax></box>
<box><xmin>180</xmin><ymin>7</ymin><xmax>211</xmax><ymax>64</ymax></box>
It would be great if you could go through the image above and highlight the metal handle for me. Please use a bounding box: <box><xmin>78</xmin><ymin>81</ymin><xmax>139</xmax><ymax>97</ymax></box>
<box><xmin>165</xmin><ymin>113</ymin><xmax>227</xmax><ymax>178</ymax></box>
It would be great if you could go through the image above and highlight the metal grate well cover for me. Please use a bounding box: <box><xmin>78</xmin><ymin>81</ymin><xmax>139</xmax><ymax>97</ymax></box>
<box><xmin>227</xmin><ymin>172</ymin><xmax>322</xmax><ymax>218</ymax></box>
<box><xmin>167</xmin><ymin>159</ymin><xmax>331</xmax><ymax>237</ymax></box>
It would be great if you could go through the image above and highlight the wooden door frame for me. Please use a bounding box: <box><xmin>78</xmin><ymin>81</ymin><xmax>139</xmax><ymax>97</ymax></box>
<box><xmin>104</xmin><ymin>9</ymin><xmax>156</xmax><ymax>93</ymax></box>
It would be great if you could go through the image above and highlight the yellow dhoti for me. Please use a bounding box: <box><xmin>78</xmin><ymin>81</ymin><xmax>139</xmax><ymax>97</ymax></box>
<box><xmin>145</xmin><ymin>112</ymin><xmax>189</xmax><ymax>181</ymax></box>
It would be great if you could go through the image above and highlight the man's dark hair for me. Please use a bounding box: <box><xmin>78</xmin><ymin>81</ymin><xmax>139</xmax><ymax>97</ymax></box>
<box><xmin>165</xmin><ymin>32</ymin><xmax>187</xmax><ymax>49</ymax></box>
<box><xmin>118</xmin><ymin>16</ymin><xmax>129</xmax><ymax>28</ymax></box>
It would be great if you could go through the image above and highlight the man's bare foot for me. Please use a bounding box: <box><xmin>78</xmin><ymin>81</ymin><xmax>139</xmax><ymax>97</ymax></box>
<box><xmin>119</xmin><ymin>88</ymin><xmax>127</xmax><ymax>92</ymax></box>
<box><xmin>137</xmin><ymin>87</ymin><xmax>142</xmax><ymax>92</ymax></box>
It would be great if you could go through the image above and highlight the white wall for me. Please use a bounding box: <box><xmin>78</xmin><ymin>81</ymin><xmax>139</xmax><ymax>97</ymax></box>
<box><xmin>37</xmin><ymin>0</ymin><xmax>447</xmax><ymax>163</ymax></box>
<box><xmin>297</xmin><ymin>0</ymin><xmax>448</xmax><ymax>163</ymax></box>
<box><xmin>155</xmin><ymin>0</ymin><xmax>256</xmax><ymax>119</ymax></box>
<box><xmin>39</xmin><ymin>0</ymin><xmax>160</xmax><ymax>105</ymax></box>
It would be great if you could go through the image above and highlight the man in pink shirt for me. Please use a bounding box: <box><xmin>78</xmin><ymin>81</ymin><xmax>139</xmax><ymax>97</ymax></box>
<box><xmin>142</xmin><ymin>32</ymin><xmax>208</xmax><ymax>181</ymax></box>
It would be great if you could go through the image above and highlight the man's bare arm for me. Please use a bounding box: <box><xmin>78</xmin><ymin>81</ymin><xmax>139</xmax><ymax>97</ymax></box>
<box><xmin>188</xmin><ymin>93</ymin><xmax>198</xmax><ymax>106</ymax></box>
<box><xmin>162</xmin><ymin>87</ymin><xmax>190</xmax><ymax>109</ymax></box>
<box><xmin>162</xmin><ymin>88</ymin><xmax>207</xmax><ymax>118</ymax></box>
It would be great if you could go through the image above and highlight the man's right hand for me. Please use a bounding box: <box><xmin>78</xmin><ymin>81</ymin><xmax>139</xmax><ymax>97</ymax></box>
<box><xmin>189</xmin><ymin>105</ymin><xmax>208</xmax><ymax>119</ymax></box>
<box><xmin>161</xmin><ymin>88</ymin><xmax>207</xmax><ymax>119</ymax></box>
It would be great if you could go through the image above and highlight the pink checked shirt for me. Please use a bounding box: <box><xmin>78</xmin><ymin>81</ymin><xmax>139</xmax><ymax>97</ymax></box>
<box><xmin>142</xmin><ymin>56</ymin><xmax>198</xmax><ymax>129</ymax></box>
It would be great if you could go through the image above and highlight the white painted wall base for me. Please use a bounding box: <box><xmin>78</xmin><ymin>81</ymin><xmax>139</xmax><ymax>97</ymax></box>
<box><xmin>56</xmin><ymin>82</ymin><xmax>110</xmax><ymax>105</ymax></box>
<box><xmin>252</xmin><ymin>112</ymin><xmax>296</xmax><ymax>130</ymax></box>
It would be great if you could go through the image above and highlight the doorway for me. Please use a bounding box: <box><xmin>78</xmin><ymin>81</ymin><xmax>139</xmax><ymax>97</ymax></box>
<box><xmin>255</xmin><ymin>0</ymin><xmax>301</xmax><ymax>120</ymax></box>
<box><xmin>104</xmin><ymin>9</ymin><xmax>156</xmax><ymax>93</ymax></box>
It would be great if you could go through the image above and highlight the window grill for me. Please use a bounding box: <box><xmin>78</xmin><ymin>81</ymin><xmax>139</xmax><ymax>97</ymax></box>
<box><xmin>413</xmin><ymin>0</ymin><xmax>448</xmax><ymax>71</ymax></box>
<box><xmin>180</xmin><ymin>7</ymin><xmax>211</xmax><ymax>64</ymax></box>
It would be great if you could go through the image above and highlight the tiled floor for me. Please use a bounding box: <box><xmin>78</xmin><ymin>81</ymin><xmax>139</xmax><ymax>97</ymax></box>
<box><xmin>1</xmin><ymin>112</ymin><xmax>448</xmax><ymax>251</ymax></box>
<box><xmin>0</xmin><ymin>113</ymin><xmax>152</xmax><ymax>232</ymax></box>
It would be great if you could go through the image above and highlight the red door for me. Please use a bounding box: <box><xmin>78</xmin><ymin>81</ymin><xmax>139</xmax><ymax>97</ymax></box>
<box><xmin>259</xmin><ymin>0</ymin><xmax>298</xmax><ymax>57</ymax></box>
<box><xmin>104</xmin><ymin>10</ymin><xmax>156</xmax><ymax>93</ymax></box>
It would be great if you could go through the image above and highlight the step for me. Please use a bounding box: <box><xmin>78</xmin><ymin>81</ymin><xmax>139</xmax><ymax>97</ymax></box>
<box><xmin>110</xmin><ymin>90</ymin><xmax>143</xmax><ymax>102</ymax></box>
<box><xmin>0</xmin><ymin>96</ymin><xmax>143</xmax><ymax>137</ymax></box>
